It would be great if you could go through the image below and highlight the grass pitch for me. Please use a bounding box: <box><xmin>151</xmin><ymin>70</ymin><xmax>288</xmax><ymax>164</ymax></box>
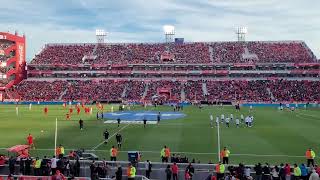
<box><xmin>0</xmin><ymin>104</ymin><xmax>319</xmax><ymax>165</ymax></box>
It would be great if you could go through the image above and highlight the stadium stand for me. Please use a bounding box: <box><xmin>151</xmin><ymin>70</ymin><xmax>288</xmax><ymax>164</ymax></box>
<box><xmin>5</xmin><ymin>40</ymin><xmax>318</xmax><ymax>103</ymax></box>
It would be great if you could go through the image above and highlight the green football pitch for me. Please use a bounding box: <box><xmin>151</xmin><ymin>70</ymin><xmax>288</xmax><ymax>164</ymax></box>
<box><xmin>0</xmin><ymin>104</ymin><xmax>319</xmax><ymax>165</ymax></box>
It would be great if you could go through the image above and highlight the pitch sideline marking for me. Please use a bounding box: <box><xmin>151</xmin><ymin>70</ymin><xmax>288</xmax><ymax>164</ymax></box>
<box><xmin>91</xmin><ymin>124</ymin><xmax>130</xmax><ymax>150</ymax></box>
<box><xmin>0</xmin><ymin>147</ymin><xmax>304</xmax><ymax>158</ymax></box>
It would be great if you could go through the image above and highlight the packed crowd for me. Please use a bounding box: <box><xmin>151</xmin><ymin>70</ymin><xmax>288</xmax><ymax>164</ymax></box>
<box><xmin>210</xmin><ymin>42</ymin><xmax>245</xmax><ymax>63</ymax></box>
<box><xmin>184</xmin><ymin>81</ymin><xmax>204</xmax><ymax>101</ymax></box>
<box><xmin>62</xmin><ymin>80</ymin><xmax>127</xmax><ymax>101</ymax></box>
<box><xmin>12</xmin><ymin>80</ymin><xmax>320</xmax><ymax>102</ymax></box>
<box><xmin>246</xmin><ymin>42</ymin><xmax>315</xmax><ymax>63</ymax></box>
<box><xmin>16</xmin><ymin>80</ymin><xmax>69</xmax><ymax>101</ymax></box>
<box><xmin>125</xmin><ymin>81</ymin><xmax>146</xmax><ymax>101</ymax></box>
<box><xmin>32</xmin><ymin>45</ymin><xmax>94</xmax><ymax>64</ymax></box>
<box><xmin>30</xmin><ymin>41</ymin><xmax>316</xmax><ymax>65</ymax></box>
<box><xmin>205</xmin><ymin>80</ymin><xmax>272</xmax><ymax>102</ymax></box>
<box><xmin>269</xmin><ymin>80</ymin><xmax>320</xmax><ymax>102</ymax></box>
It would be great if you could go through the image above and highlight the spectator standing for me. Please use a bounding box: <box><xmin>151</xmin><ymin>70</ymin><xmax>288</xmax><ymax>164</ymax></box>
<box><xmin>73</xmin><ymin>159</ymin><xmax>80</xmax><ymax>177</ymax></box>
<box><xmin>33</xmin><ymin>157</ymin><xmax>42</xmax><ymax>176</ymax></box>
<box><xmin>51</xmin><ymin>155</ymin><xmax>58</xmax><ymax>175</ymax></box>
<box><xmin>25</xmin><ymin>157</ymin><xmax>32</xmax><ymax>175</ymax></box>
<box><xmin>271</xmin><ymin>166</ymin><xmax>280</xmax><ymax>180</ymax></box>
<box><xmin>300</xmin><ymin>164</ymin><xmax>308</xmax><ymax>180</ymax></box>
<box><xmin>172</xmin><ymin>162</ymin><xmax>179</xmax><ymax>180</ymax></box>
<box><xmin>262</xmin><ymin>163</ymin><xmax>271</xmax><ymax>180</ymax></box>
<box><xmin>19</xmin><ymin>157</ymin><xmax>25</xmax><ymax>175</ymax></box>
<box><xmin>254</xmin><ymin>163</ymin><xmax>263</xmax><ymax>180</ymax></box>
<box><xmin>309</xmin><ymin>169</ymin><xmax>319</xmax><ymax>180</ymax></box>
<box><xmin>293</xmin><ymin>164</ymin><xmax>301</xmax><ymax>180</ymax></box>
<box><xmin>8</xmin><ymin>156</ymin><xmax>15</xmax><ymax>175</ymax></box>
<box><xmin>279</xmin><ymin>164</ymin><xmax>286</xmax><ymax>180</ymax></box>
<box><xmin>166</xmin><ymin>165</ymin><xmax>172</xmax><ymax>180</ymax></box>
<box><xmin>89</xmin><ymin>161</ymin><xmax>96</xmax><ymax>180</ymax></box>
<box><xmin>186</xmin><ymin>163</ymin><xmax>195</xmax><ymax>180</ymax></box>
<box><xmin>115</xmin><ymin>165</ymin><xmax>122</xmax><ymax>180</ymax></box>
<box><xmin>284</xmin><ymin>164</ymin><xmax>291</xmax><ymax>180</ymax></box>
<box><xmin>145</xmin><ymin>160</ymin><xmax>152</xmax><ymax>179</ymax></box>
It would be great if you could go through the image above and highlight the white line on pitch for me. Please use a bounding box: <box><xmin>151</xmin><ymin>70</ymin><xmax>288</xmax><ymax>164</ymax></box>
<box><xmin>0</xmin><ymin>147</ymin><xmax>305</xmax><ymax>158</ymax></box>
<box><xmin>91</xmin><ymin>124</ymin><xmax>130</xmax><ymax>150</ymax></box>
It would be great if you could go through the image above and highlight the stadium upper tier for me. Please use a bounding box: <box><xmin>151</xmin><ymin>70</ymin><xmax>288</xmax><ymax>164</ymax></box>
<box><xmin>29</xmin><ymin>41</ymin><xmax>317</xmax><ymax>65</ymax></box>
<box><xmin>14</xmin><ymin>79</ymin><xmax>320</xmax><ymax>102</ymax></box>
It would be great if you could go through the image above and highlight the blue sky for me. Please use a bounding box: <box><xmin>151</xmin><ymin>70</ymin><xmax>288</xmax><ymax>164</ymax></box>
<box><xmin>0</xmin><ymin>0</ymin><xmax>319</xmax><ymax>61</ymax></box>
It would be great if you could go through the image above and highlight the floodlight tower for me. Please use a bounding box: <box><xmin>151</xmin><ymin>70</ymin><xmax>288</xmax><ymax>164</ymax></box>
<box><xmin>236</xmin><ymin>27</ymin><xmax>248</xmax><ymax>42</ymax></box>
<box><xmin>96</xmin><ymin>29</ymin><xmax>107</xmax><ymax>44</ymax></box>
<box><xmin>163</xmin><ymin>25</ymin><xmax>175</xmax><ymax>43</ymax></box>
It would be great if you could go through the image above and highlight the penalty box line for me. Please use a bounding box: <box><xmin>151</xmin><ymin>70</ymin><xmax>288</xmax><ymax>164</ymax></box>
<box><xmin>91</xmin><ymin>124</ymin><xmax>130</xmax><ymax>150</ymax></box>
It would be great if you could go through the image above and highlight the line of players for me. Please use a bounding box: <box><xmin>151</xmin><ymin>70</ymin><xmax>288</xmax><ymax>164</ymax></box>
<box><xmin>210</xmin><ymin>113</ymin><xmax>254</xmax><ymax>128</ymax></box>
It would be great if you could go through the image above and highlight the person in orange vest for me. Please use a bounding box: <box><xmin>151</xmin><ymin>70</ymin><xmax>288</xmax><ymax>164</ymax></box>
<box><xmin>56</xmin><ymin>147</ymin><xmax>61</xmax><ymax>157</ymax></box>
<box><xmin>305</xmin><ymin>148</ymin><xmax>316</xmax><ymax>167</ymax></box>
<box><xmin>165</xmin><ymin>146</ymin><xmax>171</xmax><ymax>162</ymax></box>
<box><xmin>215</xmin><ymin>161</ymin><xmax>225</xmax><ymax>180</ymax></box>
<box><xmin>127</xmin><ymin>163</ymin><xmax>136</xmax><ymax>180</ymax></box>
<box><xmin>220</xmin><ymin>147</ymin><xmax>230</xmax><ymax>164</ymax></box>
<box><xmin>110</xmin><ymin>146</ymin><xmax>118</xmax><ymax>161</ymax></box>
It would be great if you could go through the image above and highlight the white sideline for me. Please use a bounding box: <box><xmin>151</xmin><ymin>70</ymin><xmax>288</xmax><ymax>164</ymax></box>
<box><xmin>91</xmin><ymin>124</ymin><xmax>130</xmax><ymax>150</ymax></box>
<box><xmin>0</xmin><ymin>147</ymin><xmax>305</xmax><ymax>158</ymax></box>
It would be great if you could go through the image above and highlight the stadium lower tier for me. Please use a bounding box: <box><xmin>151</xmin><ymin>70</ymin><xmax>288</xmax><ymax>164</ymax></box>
<box><xmin>11</xmin><ymin>79</ymin><xmax>320</xmax><ymax>102</ymax></box>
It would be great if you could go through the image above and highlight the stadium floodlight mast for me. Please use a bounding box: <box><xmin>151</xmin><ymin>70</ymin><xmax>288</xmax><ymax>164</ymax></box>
<box><xmin>236</xmin><ymin>27</ymin><xmax>248</xmax><ymax>42</ymax></box>
<box><xmin>163</xmin><ymin>25</ymin><xmax>175</xmax><ymax>43</ymax></box>
<box><xmin>96</xmin><ymin>29</ymin><xmax>107</xmax><ymax>44</ymax></box>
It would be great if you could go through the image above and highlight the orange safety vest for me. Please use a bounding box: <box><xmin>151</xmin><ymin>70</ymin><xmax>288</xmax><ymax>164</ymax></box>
<box><xmin>56</xmin><ymin>147</ymin><xmax>61</xmax><ymax>156</ymax></box>
<box><xmin>165</xmin><ymin>148</ymin><xmax>171</xmax><ymax>157</ymax></box>
<box><xmin>127</xmin><ymin>166</ymin><xmax>131</xmax><ymax>176</ymax></box>
<box><xmin>305</xmin><ymin>150</ymin><xmax>315</xmax><ymax>159</ymax></box>
<box><xmin>220</xmin><ymin>149</ymin><xmax>230</xmax><ymax>158</ymax></box>
<box><xmin>110</xmin><ymin>148</ymin><xmax>118</xmax><ymax>157</ymax></box>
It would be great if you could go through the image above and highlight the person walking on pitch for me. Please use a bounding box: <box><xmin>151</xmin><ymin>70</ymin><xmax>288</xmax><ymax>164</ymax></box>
<box><xmin>116</xmin><ymin>133</ymin><xmax>122</xmax><ymax>148</ymax></box>
<box><xmin>79</xmin><ymin>119</ymin><xmax>84</xmax><ymax>130</ymax></box>
<box><xmin>117</xmin><ymin>118</ymin><xmax>121</xmax><ymax>127</ymax></box>
<box><xmin>104</xmin><ymin>129</ymin><xmax>109</xmax><ymax>144</ymax></box>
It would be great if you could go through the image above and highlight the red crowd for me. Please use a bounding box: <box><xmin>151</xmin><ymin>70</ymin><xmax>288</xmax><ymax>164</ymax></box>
<box><xmin>32</xmin><ymin>45</ymin><xmax>94</xmax><ymax>64</ymax></box>
<box><xmin>29</xmin><ymin>41</ymin><xmax>316</xmax><ymax>65</ymax></box>
<box><xmin>13</xmin><ymin>80</ymin><xmax>320</xmax><ymax>103</ymax></box>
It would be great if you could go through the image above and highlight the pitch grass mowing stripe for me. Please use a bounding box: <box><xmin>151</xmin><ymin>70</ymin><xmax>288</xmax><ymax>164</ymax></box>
<box><xmin>91</xmin><ymin>124</ymin><xmax>130</xmax><ymax>150</ymax></box>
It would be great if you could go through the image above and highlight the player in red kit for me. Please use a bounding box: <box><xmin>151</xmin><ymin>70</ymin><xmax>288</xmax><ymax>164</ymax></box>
<box><xmin>69</xmin><ymin>107</ymin><xmax>73</xmax><ymax>114</ymax></box>
<box><xmin>44</xmin><ymin>106</ymin><xmax>48</xmax><ymax>115</ymax></box>
<box><xmin>77</xmin><ymin>107</ymin><xmax>81</xmax><ymax>115</ymax></box>
<box><xmin>27</xmin><ymin>133</ymin><xmax>34</xmax><ymax>149</ymax></box>
<box><xmin>66</xmin><ymin>113</ymin><xmax>70</xmax><ymax>120</ymax></box>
